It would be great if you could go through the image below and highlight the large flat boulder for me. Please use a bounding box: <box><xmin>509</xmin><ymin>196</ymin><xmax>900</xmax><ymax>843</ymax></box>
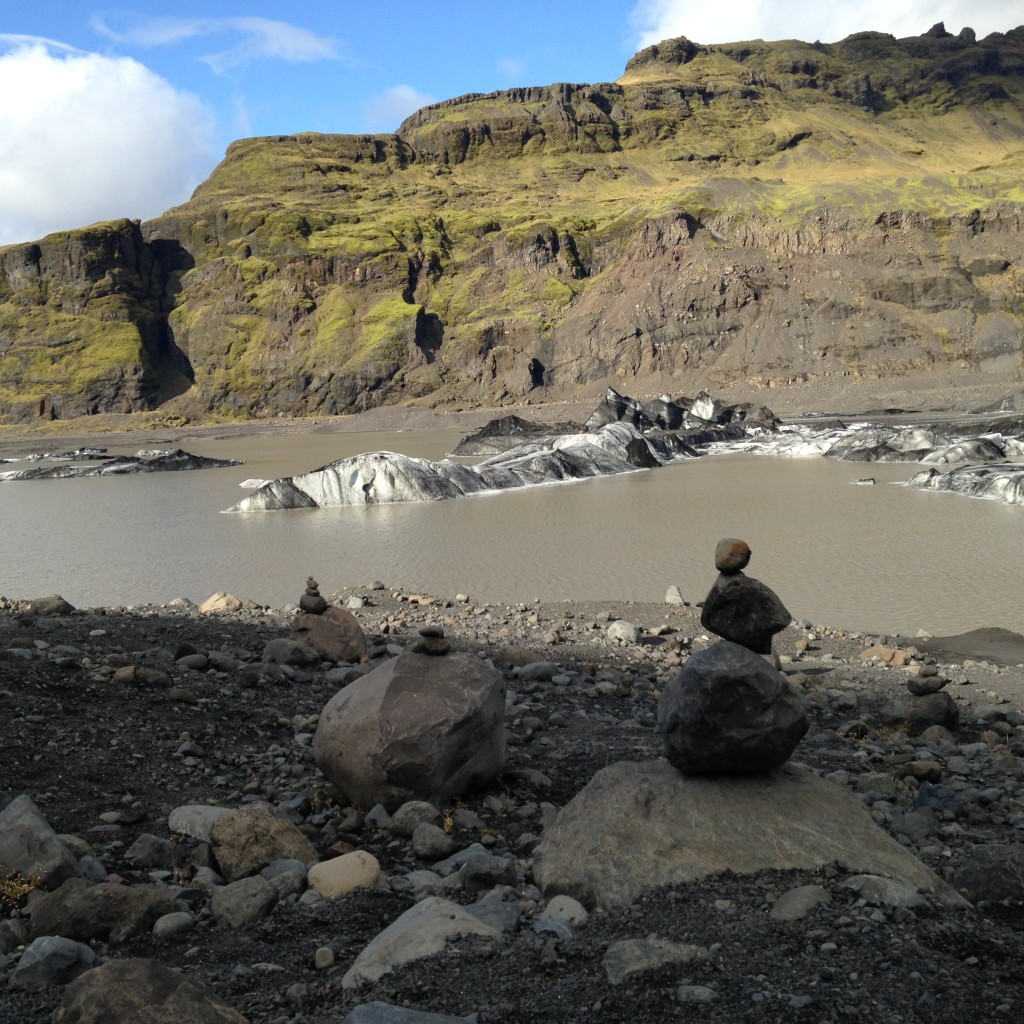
<box><xmin>55</xmin><ymin>958</ymin><xmax>248</xmax><ymax>1023</ymax></box>
<box><xmin>533</xmin><ymin>760</ymin><xmax>960</xmax><ymax>910</ymax></box>
<box><xmin>314</xmin><ymin>651</ymin><xmax>505</xmax><ymax>812</ymax></box>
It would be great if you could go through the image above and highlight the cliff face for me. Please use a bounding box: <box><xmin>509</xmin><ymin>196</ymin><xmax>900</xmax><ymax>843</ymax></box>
<box><xmin>2</xmin><ymin>25</ymin><xmax>1024</xmax><ymax>421</ymax></box>
<box><xmin>0</xmin><ymin>221</ymin><xmax>193</xmax><ymax>421</ymax></box>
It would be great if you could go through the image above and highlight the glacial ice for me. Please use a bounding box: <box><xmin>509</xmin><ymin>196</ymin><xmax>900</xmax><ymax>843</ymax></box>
<box><xmin>225</xmin><ymin>422</ymin><xmax>662</xmax><ymax>512</ymax></box>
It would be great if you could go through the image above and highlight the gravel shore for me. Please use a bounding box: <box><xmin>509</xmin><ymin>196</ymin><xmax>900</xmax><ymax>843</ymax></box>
<box><xmin>2</xmin><ymin>584</ymin><xmax>1024</xmax><ymax>1023</ymax></box>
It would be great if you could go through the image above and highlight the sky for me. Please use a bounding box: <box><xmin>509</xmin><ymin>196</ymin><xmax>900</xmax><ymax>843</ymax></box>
<box><xmin>0</xmin><ymin>1</ymin><xmax>1020</xmax><ymax>246</ymax></box>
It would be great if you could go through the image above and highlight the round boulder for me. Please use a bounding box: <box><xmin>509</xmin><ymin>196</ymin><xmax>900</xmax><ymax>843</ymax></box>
<box><xmin>291</xmin><ymin>606</ymin><xmax>367</xmax><ymax>663</ymax></box>
<box><xmin>658</xmin><ymin>640</ymin><xmax>808</xmax><ymax>774</ymax></box>
<box><xmin>881</xmin><ymin>692</ymin><xmax>960</xmax><ymax>736</ymax></box>
<box><xmin>313</xmin><ymin>651</ymin><xmax>505</xmax><ymax>811</ymax></box>
<box><xmin>714</xmin><ymin>538</ymin><xmax>750</xmax><ymax>574</ymax></box>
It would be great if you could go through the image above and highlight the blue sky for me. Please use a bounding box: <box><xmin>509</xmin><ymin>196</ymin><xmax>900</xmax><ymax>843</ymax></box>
<box><xmin>0</xmin><ymin>1</ymin><xmax>1018</xmax><ymax>245</ymax></box>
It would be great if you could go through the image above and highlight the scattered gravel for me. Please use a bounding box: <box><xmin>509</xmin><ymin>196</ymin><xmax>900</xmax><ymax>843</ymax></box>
<box><xmin>2</xmin><ymin>586</ymin><xmax>1023</xmax><ymax>1023</ymax></box>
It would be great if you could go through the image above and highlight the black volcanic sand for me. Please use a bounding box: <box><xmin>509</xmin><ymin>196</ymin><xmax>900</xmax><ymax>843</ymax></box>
<box><xmin>2</xmin><ymin>588</ymin><xmax>1024</xmax><ymax>1023</ymax></box>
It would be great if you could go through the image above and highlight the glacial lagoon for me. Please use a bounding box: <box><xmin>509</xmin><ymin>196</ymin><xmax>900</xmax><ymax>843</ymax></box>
<box><xmin>1</xmin><ymin>425</ymin><xmax>1022</xmax><ymax>638</ymax></box>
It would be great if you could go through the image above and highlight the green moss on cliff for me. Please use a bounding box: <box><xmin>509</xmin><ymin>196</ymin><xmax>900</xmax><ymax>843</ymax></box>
<box><xmin>3</xmin><ymin>28</ymin><xmax>1024</xmax><ymax>419</ymax></box>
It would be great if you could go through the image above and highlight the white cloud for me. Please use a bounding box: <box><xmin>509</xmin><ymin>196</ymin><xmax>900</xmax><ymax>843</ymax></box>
<box><xmin>363</xmin><ymin>85</ymin><xmax>437</xmax><ymax>132</ymax></box>
<box><xmin>0</xmin><ymin>38</ymin><xmax>214</xmax><ymax>246</ymax></box>
<box><xmin>629</xmin><ymin>1</ymin><xmax>1017</xmax><ymax>47</ymax></box>
<box><xmin>92</xmin><ymin>13</ymin><xmax>342</xmax><ymax>74</ymax></box>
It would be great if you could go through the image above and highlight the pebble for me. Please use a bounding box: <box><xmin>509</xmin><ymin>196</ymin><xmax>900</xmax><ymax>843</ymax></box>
<box><xmin>152</xmin><ymin>911</ymin><xmax>194</xmax><ymax>938</ymax></box>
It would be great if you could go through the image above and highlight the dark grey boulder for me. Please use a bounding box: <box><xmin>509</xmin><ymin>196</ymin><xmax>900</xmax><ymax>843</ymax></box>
<box><xmin>0</xmin><ymin>794</ymin><xmax>80</xmax><ymax>889</ymax></box>
<box><xmin>10</xmin><ymin>936</ymin><xmax>102</xmax><ymax>990</ymax></box>
<box><xmin>343</xmin><ymin>1004</ymin><xmax>477</xmax><ymax>1024</ymax></box>
<box><xmin>30</xmin><ymin>878</ymin><xmax>174</xmax><ymax>942</ymax></box>
<box><xmin>700</xmin><ymin>572</ymin><xmax>791</xmax><ymax>654</ymax></box>
<box><xmin>262</xmin><ymin>637</ymin><xmax>321</xmax><ymax>666</ymax></box>
<box><xmin>952</xmin><ymin>844</ymin><xmax>1024</xmax><ymax>903</ymax></box>
<box><xmin>658</xmin><ymin>641</ymin><xmax>808</xmax><ymax>774</ymax></box>
<box><xmin>881</xmin><ymin>692</ymin><xmax>960</xmax><ymax>735</ymax></box>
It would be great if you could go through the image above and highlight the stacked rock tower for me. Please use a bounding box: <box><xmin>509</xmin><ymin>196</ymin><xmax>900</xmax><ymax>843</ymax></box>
<box><xmin>658</xmin><ymin>539</ymin><xmax>809</xmax><ymax>774</ymax></box>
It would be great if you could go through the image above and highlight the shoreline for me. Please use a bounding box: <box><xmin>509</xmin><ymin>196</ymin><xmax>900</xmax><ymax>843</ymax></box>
<box><xmin>3</xmin><ymin>586</ymin><xmax>1024</xmax><ymax>696</ymax></box>
<box><xmin>3</xmin><ymin>390</ymin><xmax>1022</xmax><ymax>647</ymax></box>
<box><xmin>1</xmin><ymin>368</ymin><xmax>1020</xmax><ymax>460</ymax></box>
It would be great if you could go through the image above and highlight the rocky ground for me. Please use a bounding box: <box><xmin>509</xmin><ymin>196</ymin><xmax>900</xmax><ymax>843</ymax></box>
<box><xmin>2</xmin><ymin>584</ymin><xmax>1024</xmax><ymax>1023</ymax></box>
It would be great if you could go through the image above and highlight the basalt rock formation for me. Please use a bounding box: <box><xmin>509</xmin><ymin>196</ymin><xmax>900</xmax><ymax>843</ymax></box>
<box><xmin>2</xmin><ymin>25</ymin><xmax>1024</xmax><ymax>421</ymax></box>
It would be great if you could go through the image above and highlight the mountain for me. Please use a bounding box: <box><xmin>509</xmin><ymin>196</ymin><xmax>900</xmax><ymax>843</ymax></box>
<box><xmin>2</xmin><ymin>23</ymin><xmax>1023</xmax><ymax>423</ymax></box>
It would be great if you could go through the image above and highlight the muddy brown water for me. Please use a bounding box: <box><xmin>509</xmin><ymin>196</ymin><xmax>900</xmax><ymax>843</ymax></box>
<box><xmin>1</xmin><ymin>427</ymin><xmax>1021</xmax><ymax>637</ymax></box>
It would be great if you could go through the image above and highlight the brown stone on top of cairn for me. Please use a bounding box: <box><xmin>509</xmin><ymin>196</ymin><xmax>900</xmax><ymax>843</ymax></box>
<box><xmin>715</xmin><ymin>538</ymin><xmax>751</xmax><ymax>575</ymax></box>
<box><xmin>299</xmin><ymin>577</ymin><xmax>328</xmax><ymax>615</ymax></box>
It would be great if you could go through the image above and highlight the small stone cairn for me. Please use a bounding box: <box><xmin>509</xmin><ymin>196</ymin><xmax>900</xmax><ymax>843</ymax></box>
<box><xmin>658</xmin><ymin>538</ymin><xmax>808</xmax><ymax>774</ymax></box>
<box><xmin>865</xmin><ymin>644</ymin><xmax>961</xmax><ymax>735</ymax></box>
<box><xmin>290</xmin><ymin>577</ymin><xmax>368</xmax><ymax>663</ymax></box>
<box><xmin>299</xmin><ymin>576</ymin><xmax>328</xmax><ymax>614</ymax></box>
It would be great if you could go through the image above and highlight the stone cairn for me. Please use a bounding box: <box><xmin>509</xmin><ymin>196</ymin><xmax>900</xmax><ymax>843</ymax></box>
<box><xmin>299</xmin><ymin>576</ymin><xmax>328</xmax><ymax>614</ymax></box>
<box><xmin>658</xmin><ymin>538</ymin><xmax>809</xmax><ymax>774</ymax></box>
<box><xmin>872</xmin><ymin>647</ymin><xmax>961</xmax><ymax>736</ymax></box>
<box><xmin>290</xmin><ymin>577</ymin><xmax>368</xmax><ymax>664</ymax></box>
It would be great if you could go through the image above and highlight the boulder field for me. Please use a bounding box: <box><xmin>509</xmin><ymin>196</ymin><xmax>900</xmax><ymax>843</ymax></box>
<box><xmin>2</xmin><ymin>582</ymin><xmax>1024</xmax><ymax>1023</ymax></box>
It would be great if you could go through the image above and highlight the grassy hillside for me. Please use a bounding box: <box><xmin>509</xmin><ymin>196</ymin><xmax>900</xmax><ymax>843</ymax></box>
<box><xmin>2</xmin><ymin>26</ymin><xmax>1023</xmax><ymax>421</ymax></box>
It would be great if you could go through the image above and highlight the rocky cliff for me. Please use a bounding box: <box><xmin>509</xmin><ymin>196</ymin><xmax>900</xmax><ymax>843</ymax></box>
<box><xmin>2</xmin><ymin>24</ymin><xmax>1023</xmax><ymax>422</ymax></box>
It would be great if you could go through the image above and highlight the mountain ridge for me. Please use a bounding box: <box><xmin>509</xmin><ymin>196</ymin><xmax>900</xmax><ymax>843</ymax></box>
<box><xmin>1</xmin><ymin>23</ymin><xmax>1023</xmax><ymax>422</ymax></box>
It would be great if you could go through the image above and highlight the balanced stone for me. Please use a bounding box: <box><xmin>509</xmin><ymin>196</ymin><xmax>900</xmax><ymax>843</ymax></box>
<box><xmin>300</xmin><ymin>576</ymin><xmax>328</xmax><ymax>615</ymax></box>
<box><xmin>701</xmin><ymin>573</ymin><xmax>791</xmax><ymax>654</ymax></box>
<box><xmin>658</xmin><ymin>640</ymin><xmax>808</xmax><ymax>774</ymax></box>
<box><xmin>714</xmin><ymin>538</ymin><xmax>751</xmax><ymax>574</ymax></box>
